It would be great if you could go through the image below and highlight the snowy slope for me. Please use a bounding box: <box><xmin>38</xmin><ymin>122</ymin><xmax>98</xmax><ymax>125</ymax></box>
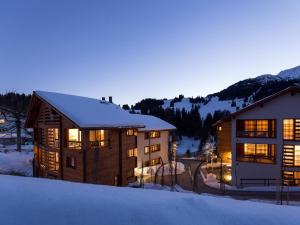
<box><xmin>176</xmin><ymin>136</ymin><xmax>200</xmax><ymax>155</ymax></box>
<box><xmin>0</xmin><ymin>175</ymin><xmax>300</xmax><ymax>225</ymax></box>
<box><xmin>157</xmin><ymin>65</ymin><xmax>300</xmax><ymax>119</ymax></box>
<box><xmin>162</xmin><ymin>96</ymin><xmax>245</xmax><ymax>119</ymax></box>
<box><xmin>278</xmin><ymin>65</ymin><xmax>300</xmax><ymax>80</ymax></box>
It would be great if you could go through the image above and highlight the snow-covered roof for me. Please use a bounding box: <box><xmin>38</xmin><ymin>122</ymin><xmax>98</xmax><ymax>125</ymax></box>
<box><xmin>133</xmin><ymin>114</ymin><xmax>176</xmax><ymax>132</ymax></box>
<box><xmin>35</xmin><ymin>91</ymin><xmax>145</xmax><ymax>129</ymax></box>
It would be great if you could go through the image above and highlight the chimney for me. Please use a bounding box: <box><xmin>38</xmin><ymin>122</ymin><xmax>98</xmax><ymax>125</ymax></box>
<box><xmin>102</xmin><ymin>97</ymin><xmax>105</xmax><ymax>101</ymax></box>
<box><xmin>109</xmin><ymin>96</ymin><xmax>113</xmax><ymax>103</ymax></box>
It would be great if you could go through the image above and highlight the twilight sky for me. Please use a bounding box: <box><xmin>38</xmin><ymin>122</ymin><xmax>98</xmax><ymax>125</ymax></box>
<box><xmin>1</xmin><ymin>0</ymin><xmax>300</xmax><ymax>105</ymax></box>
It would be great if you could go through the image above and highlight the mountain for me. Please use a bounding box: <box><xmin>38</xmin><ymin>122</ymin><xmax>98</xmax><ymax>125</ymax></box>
<box><xmin>133</xmin><ymin>65</ymin><xmax>300</xmax><ymax>117</ymax></box>
<box><xmin>131</xmin><ymin>65</ymin><xmax>300</xmax><ymax>140</ymax></box>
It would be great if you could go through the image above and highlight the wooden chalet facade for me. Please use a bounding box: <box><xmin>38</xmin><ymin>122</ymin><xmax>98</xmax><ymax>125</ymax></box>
<box><xmin>26</xmin><ymin>91</ymin><xmax>145</xmax><ymax>186</ymax></box>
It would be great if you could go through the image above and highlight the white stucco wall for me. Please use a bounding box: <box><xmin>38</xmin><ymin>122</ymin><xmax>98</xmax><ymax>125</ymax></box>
<box><xmin>136</xmin><ymin>130</ymin><xmax>170</xmax><ymax>168</ymax></box>
<box><xmin>231</xmin><ymin>92</ymin><xmax>300</xmax><ymax>186</ymax></box>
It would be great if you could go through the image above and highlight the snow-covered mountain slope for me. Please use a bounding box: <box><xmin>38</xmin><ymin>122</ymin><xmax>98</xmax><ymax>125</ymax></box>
<box><xmin>162</xmin><ymin>96</ymin><xmax>245</xmax><ymax>119</ymax></box>
<box><xmin>1</xmin><ymin>175</ymin><xmax>300</xmax><ymax>225</ymax></box>
<box><xmin>278</xmin><ymin>65</ymin><xmax>300</xmax><ymax>80</ymax></box>
<box><xmin>142</xmin><ymin>65</ymin><xmax>300</xmax><ymax>119</ymax></box>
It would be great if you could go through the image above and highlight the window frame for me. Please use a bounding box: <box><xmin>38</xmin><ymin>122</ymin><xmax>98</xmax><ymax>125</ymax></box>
<box><xmin>89</xmin><ymin>129</ymin><xmax>109</xmax><ymax>148</ymax></box>
<box><xmin>144</xmin><ymin>131</ymin><xmax>161</xmax><ymax>139</ymax></box>
<box><xmin>236</xmin><ymin>143</ymin><xmax>276</xmax><ymax>164</ymax></box>
<box><xmin>236</xmin><ymin>119</ymin><xmax>276</xmax><ymax>138</ymax></box>
<box><xmin>144</xmin><ymin>144</ymin><xmax>160</xmax><ymax>154</ymax></box>
<box><xmin>283</xmin><ymin>118</ymin><xmax>300</xmax><ymax>141</ymax></box>
<box><xmin>68</xmin><ymin>128</ymin><xmax>82</xmax><ymax>149</ymax></box>
<box><xmin>66</xmin><ymin>156</ymin><xmax>76</xmax><ymax>169</ymax></box>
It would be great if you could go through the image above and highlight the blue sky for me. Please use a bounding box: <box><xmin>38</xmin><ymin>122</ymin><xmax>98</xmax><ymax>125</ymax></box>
<box><xmin>1</xmin><ymin>0</ymin><xmax>300</xmax><ymax>105</ymax></box>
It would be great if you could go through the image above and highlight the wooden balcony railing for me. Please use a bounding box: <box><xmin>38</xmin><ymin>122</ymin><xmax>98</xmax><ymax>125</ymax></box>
<box><xmin>68</xmin><ymin>141</ymin><xmax>82</xmax><ymax>149</ymax></box>
<box><xmin>89</xmin><ymin>140</ymin><xmax>110</xmax><ymax>149</ymax></box>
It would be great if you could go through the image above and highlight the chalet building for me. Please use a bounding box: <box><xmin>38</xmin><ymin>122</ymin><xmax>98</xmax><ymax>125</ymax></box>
<box><xmin>26</xmin><ymin>91</ymin><xmax>147</xmax><ymax>186</ymax></box>
<box><xmin>215</xmin><ymin>86</ymin><xmax>300</xmax><ymax>187</ymax></box>
<box><xmin>132</xmin><ymin>114</ymin><xmax>176</xmax><ymax>171</ymax></box>
<box><xmin>26</xmin><ymin>91</ymin><xmax>177</xmax><ymax>186</ymax></box>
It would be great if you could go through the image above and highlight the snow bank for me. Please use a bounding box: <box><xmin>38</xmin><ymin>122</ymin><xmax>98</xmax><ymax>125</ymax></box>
<box><xmin>0</xmin><ymin>151</ymin><xmax>33</xmax><ymax>176</ymax></box>
<box><xmin>0</xmin><ymin>175</ymin><xmax>299</xmax><ymax>225</ymax></box>
<box><xmin>0</xmin><ymin>145</ymin><xmax>33</xmax><ymax>176</ymax></box>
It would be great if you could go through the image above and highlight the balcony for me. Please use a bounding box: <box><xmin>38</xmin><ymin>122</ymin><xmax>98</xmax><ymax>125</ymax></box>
<box><xmin>67</xmin><ymin>141</ymin><xmax>82</xmax><ymax>149</ymax></box>
<box><xmin>89</xmin><ymin>140</ymin><xmax>110</xmax><ymax>149</ymax></box>
<box><xmin>237</xmin><ymin>154</ymin><xmax>276</xmax><ymax>164</ymax></box>
<box><xmin>236</xmin><ymin>131</ymin><xmax>275</xmax><ymax>138</ymax></box>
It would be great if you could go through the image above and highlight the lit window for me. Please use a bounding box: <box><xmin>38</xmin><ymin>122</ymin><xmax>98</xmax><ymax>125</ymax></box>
<box><xmin>244</xmin><ymin>144</ymin><xmax>255</xmax><ymax>155</ymax></box>
<box><xmin>68</xmin><ymin>129</ymin><xmax>81</xmax><ymax>149</ymax></box>
<box><xmin>89</xmin><ymin>130</ymin><xmax>107</xmax><ymax>147</ymax></box>
<box><xmin>144</xmin><ymin>144</ymin><xmax>160</xmax><ymax>154</ymax></box>
<box><xmin>283</xmin><ymin>119</ymin><xmax>294</xmax><ymax>140</ymax></box>
<box><xmin>69</xmin><ymin>129</ymin><xmax>81</xmax><ymax>141</ymax></box>
<box><xmin>0</xmin><ymin>119</ymin><xmax>5</xmax><ymax>124</ymax></box>
<box><xmin>145</xmin><ymin>157</ymin><xmax>161</xmax><ymax>166</ymax></box>
<box><xmin>126</xmin><ymin>129</ymin><xmax>136</xmax><ymax>136</ymax></box>
<box><xmin>127</xmin><ymin>148</ymin><xmax>137</xmax><ymax>157</ymax></box>
<box><xmin>218</xmin><ymin>126</ymin><xmax>222</xmax><ymax>131</ymax></box>
<box><xmin>47</xmin><ymin>128</ymin><xmax>59</xmax><ymax>148</ymax></box>
<box><xmin>245</xmin><ymin>120</ymin><xmax>256</xmax><ymax>132</ymax></box>
<box><xmin>237</xmin><ymin>119</ymin><xmax>275</xmax><ymax>138</ymax></box>
<box><xmin>256</xmin><ymin>144</ymin><xmax>268</xmax><ymax>156</ymax></box>
<box><xmin>145</xmin><ymin>131</ymin><xmax>160</xmax><ymax>139</ymax></box>
<box><xmin>257</xmin><ymin>120</ymin><xmax>268</xmax><ymax>133</ymax></box>
<box><xmin>295</xmin><ymin>146</ymin><xmax>300</xmax><ymax>166</ymax></box>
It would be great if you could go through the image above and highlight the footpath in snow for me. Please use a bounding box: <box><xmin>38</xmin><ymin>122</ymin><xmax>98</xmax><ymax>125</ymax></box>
<box><xmin>0</xmin><ymin>175</ymin><xmax>300</xmax><ymax>225</ymax></box>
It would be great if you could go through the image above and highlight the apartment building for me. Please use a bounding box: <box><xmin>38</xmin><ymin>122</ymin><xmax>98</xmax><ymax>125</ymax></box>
<box><xmin>215</xmin><ymin>86</ymin><xmax>300</xmax><ymax>186</ymax></box>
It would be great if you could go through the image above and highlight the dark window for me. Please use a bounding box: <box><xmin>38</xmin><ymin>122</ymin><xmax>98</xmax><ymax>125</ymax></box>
<box><xmin>66</xmin><ymin>156</ymin><xmax>76</xmax><ymax>169</ymax></box>
<box><xmin>127</xmin><ymin>169</ymin><xmax>134</xmax><ymax>178</ymax></box>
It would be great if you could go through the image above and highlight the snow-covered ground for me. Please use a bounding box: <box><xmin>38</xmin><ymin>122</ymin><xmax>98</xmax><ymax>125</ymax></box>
<box><xmin>0</xmin><ymin>144</ymin><xmax>33</xmax><ymax>176</ymax></box>
<box><xmin>0</xmin><ymin>175</ymin><xmax>299</xmax><ymax>225</ymax></box>
<box><xmin>135</xmin><ymin>161</ymin><xmax>185</xmax><ymax>176</ymax></box>
<box><xmin>176</xmin><ymin>136</ymin><xmax>200</xmax><ymax>155</ymax></box>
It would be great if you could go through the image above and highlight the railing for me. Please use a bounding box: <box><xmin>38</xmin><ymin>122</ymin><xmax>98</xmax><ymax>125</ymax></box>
<box><xmin>240</xmin><ymin>178</ymin><xmax>277</xmax><ymax>187</ymax></box>
<box><xmin>68</xmin><ymin>141</ymin><xmax>82</xmax><ymax>149</ymax></box>
<box><xmin>89</xmin><ymin>140</ymin><xmax>110</xmax><ymax>148</ymax></box>
<box><xmin>237</xmin><ymin>154</ymin><xmax>276</xmax><ymax>164</ymax></box>
<box><xmin>236</xmin><ymin>131</ymin><xmax>275</xmax><ymax>138</ymax></box>
<box><xmin>283</xmin><ymin>178</ymin><xmax>300</xmax><ymax>186</ymax></box>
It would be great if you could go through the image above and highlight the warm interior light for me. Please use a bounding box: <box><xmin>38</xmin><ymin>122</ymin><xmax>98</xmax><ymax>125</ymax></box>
<box><xmin>295</xmin><ymin>145</ymin><xmax>300</xmax><ymax>166</ymax></box>
<box><xmin>69</xmin><ymin>129</ymin><xmax>81</xmax><ymax>141</ymax></box>
<box><xmin>0</xmin><ymin>119</ymin><xmax>5</xmax><ymax>124</ymax></box>
<box><xmin>224</xmin><ymin>174</ymin><xmax>232</xmax><ymax>182</ymax></box>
